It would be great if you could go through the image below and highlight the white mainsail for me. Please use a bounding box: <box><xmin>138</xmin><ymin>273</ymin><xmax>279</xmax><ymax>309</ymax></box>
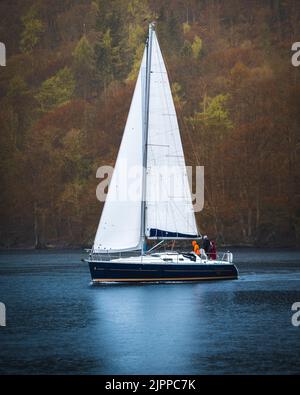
<box><xmin>145</xmin><ymin>30</ymin><xmax>198</xmax><ymax>239</ymax></box>
<box><xmin>93</xmin><ymin>51</ymin><xmax>146</xmax><ymax>252</ymax></box>
<box><xmin>93</xmin><ymin>24</ymin><xmax>198</xmax><ymax>253</ymax></box>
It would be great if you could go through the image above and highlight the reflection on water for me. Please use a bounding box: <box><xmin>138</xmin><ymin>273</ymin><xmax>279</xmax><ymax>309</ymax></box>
<box><xmin>0</xmin><ymin>248</ymin><xmax>300</xmax><ymax>374</ymax></box>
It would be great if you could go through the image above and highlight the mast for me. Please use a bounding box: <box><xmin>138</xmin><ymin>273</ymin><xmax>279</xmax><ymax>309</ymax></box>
<box><xmin>141</xmin><ymin>22</ymin><xmax>154</xmax><ymax>254</ymax></box>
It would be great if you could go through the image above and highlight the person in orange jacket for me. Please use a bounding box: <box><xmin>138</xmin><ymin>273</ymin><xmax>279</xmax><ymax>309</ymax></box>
<box><xmin>192</xmin><ymin>240</ymin><xmax>200</xmax><ymax>255</ymax></box>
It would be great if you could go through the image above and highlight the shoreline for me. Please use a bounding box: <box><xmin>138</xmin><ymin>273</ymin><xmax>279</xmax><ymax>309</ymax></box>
<box><xmin>0</xmin><ymin>244</ymin><xmax>299</xmax><ymax>251</ymax></box>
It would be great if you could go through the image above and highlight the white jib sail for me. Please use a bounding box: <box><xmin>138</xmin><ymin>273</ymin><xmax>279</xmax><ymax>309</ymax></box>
<box><xmin>93</xmin><ymin>51</ymin><xmax>146</xmax><ymax>252</ymax></box>
<box><xmin>145</xmin><ymin>31</ymin><xmax>198</xmax><ymax>239</ymax></box>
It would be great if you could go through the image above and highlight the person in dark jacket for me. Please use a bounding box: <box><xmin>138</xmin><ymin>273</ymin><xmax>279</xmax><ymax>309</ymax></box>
<box><xmin>202</xmin><ymin>235</ymin><xmax>211</xmax><ymax>255</ymax></box>
<box><xmin>210</xmin><ymin>240</ymin><xmax>217</xmax><ymax>260</ymax></box>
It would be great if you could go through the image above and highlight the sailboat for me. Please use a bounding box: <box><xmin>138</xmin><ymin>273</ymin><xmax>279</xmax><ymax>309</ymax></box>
<box><xmin>86</xmin><ymin>23</ymin><xmax>238</xmax><ymax>283</ymax></box>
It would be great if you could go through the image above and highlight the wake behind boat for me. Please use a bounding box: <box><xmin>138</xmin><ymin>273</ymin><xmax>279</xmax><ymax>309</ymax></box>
<box><xmin>86</xmin><ymin>23</ymin><xmax>238</xmax><ymax>283</ymax></box>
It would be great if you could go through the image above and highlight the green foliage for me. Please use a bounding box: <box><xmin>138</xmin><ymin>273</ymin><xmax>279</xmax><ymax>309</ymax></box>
<box><xmin>181</xmin><ymin>40</ymin><xmax>192</xmax><ymax>57</ymax></box>
<box><xmin>182</xmin><ymin>22</ymin><xmax>191</xmax><ymax>34</ymax></box>
<box><xmin>73</xmin><ymin>36</ymin><xmax>95</xmax><ymax>75</ymax></box>
<box><xmin>95</xmin><ymin>0</ymin><xmax>151</xmax><ymax>85</ymax></box>
<box><xmin>7</xmin><ymin>76</ymin><xmax>28</xmax><ymax>99</ymax></box>
<box><xmin>172</xmin><ymin>82</ymin><xmax>186</xmax><ymax>108</ymax></box>
<box><xmin>128</xmin><ymin>0</ymin><xmax>151</xmax><ymax>21</ymax></box>
<box><xmin>128</xmin><ymin>23</ymin><xmax>145</xmax><ymax>50</ymax></box>
<box><xmin>95</xmin><ymin>29</ymin><xmax>115</xmax><ymax>85</ymax></box>
<box><xmin>72</xmin><ymin>36</ymin><xmax>96</xmax><ymax>97</ymax></box>
<box><xmin>20</xmin><ymin>7</ymin><xmax>44</xmax><ymax>53</ymax></box>
<box><xmin>159</xmin><ymin>9</ymin><xmax>183</xmax><ymax>53</ymax></box>
<box><xmin>102</xmin><ymin>28</ymin><xmax>112</xmax><ymax>48</ymax></box>
<box><xmin>62</xmin><ymin>129</ymin><xmax>90</xmax><ymax>181</ymax></box>
<box><xmin>126</xmin><ymin>43</ymin><xmax>144</xmax><ymax>81</ymax></box>
<box><xmin>35</xmin><ymin>68</ymin><xmax>75</xmax><ymax>112</ymax></box>
<box><xmin>191</xmin><ymin>35</ymin><xmax>202</xmax><ymax>59</ymax></box>
<box><xmin>126</xmin><ymin>1</ymin><xmax>151</xmax><ymax>80</ymax></box>
<box><xmin>191</xmin><ymin>94</ymin><xmax>233</xmax><ymax>130</ymax></box>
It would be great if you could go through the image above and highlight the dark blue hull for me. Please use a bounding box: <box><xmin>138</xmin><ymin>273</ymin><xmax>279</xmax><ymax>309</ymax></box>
<box><xmin>88</xmin><ymin>261</ymin><xmax>238</xmax><ymax>283</ymax></box>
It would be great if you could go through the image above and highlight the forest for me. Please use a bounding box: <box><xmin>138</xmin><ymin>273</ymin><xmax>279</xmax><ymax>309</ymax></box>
<box><xmin>0</xmin><ymin>0</ymin><xmax>299</xmax><ymax>248</ymax></box>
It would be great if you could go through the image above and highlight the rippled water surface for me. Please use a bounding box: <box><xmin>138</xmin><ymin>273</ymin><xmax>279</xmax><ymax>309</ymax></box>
<box><xmin>0</xmin><ymin>248</ymin><xmax>300</xmax><ymax>374</ymax></box>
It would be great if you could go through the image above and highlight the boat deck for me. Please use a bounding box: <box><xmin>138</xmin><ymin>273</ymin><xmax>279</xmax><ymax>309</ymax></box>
<box><xmin>86</xmin><ymin>251</ymin><xmax>233</xmax><ymax>266</ymax></box>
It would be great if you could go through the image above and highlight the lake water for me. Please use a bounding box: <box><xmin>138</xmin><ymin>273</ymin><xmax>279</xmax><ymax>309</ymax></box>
<box><xmin>0</xmin><ymin>248</ymin><xmax>300</xmax><ymax>375</ymax></box>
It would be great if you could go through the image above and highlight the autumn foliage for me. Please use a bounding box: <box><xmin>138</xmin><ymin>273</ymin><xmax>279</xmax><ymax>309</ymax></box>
<box><xmin>0</xmin><ymin>0</ymin><xmax>299</xmax><ymax>248</ymax></box>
